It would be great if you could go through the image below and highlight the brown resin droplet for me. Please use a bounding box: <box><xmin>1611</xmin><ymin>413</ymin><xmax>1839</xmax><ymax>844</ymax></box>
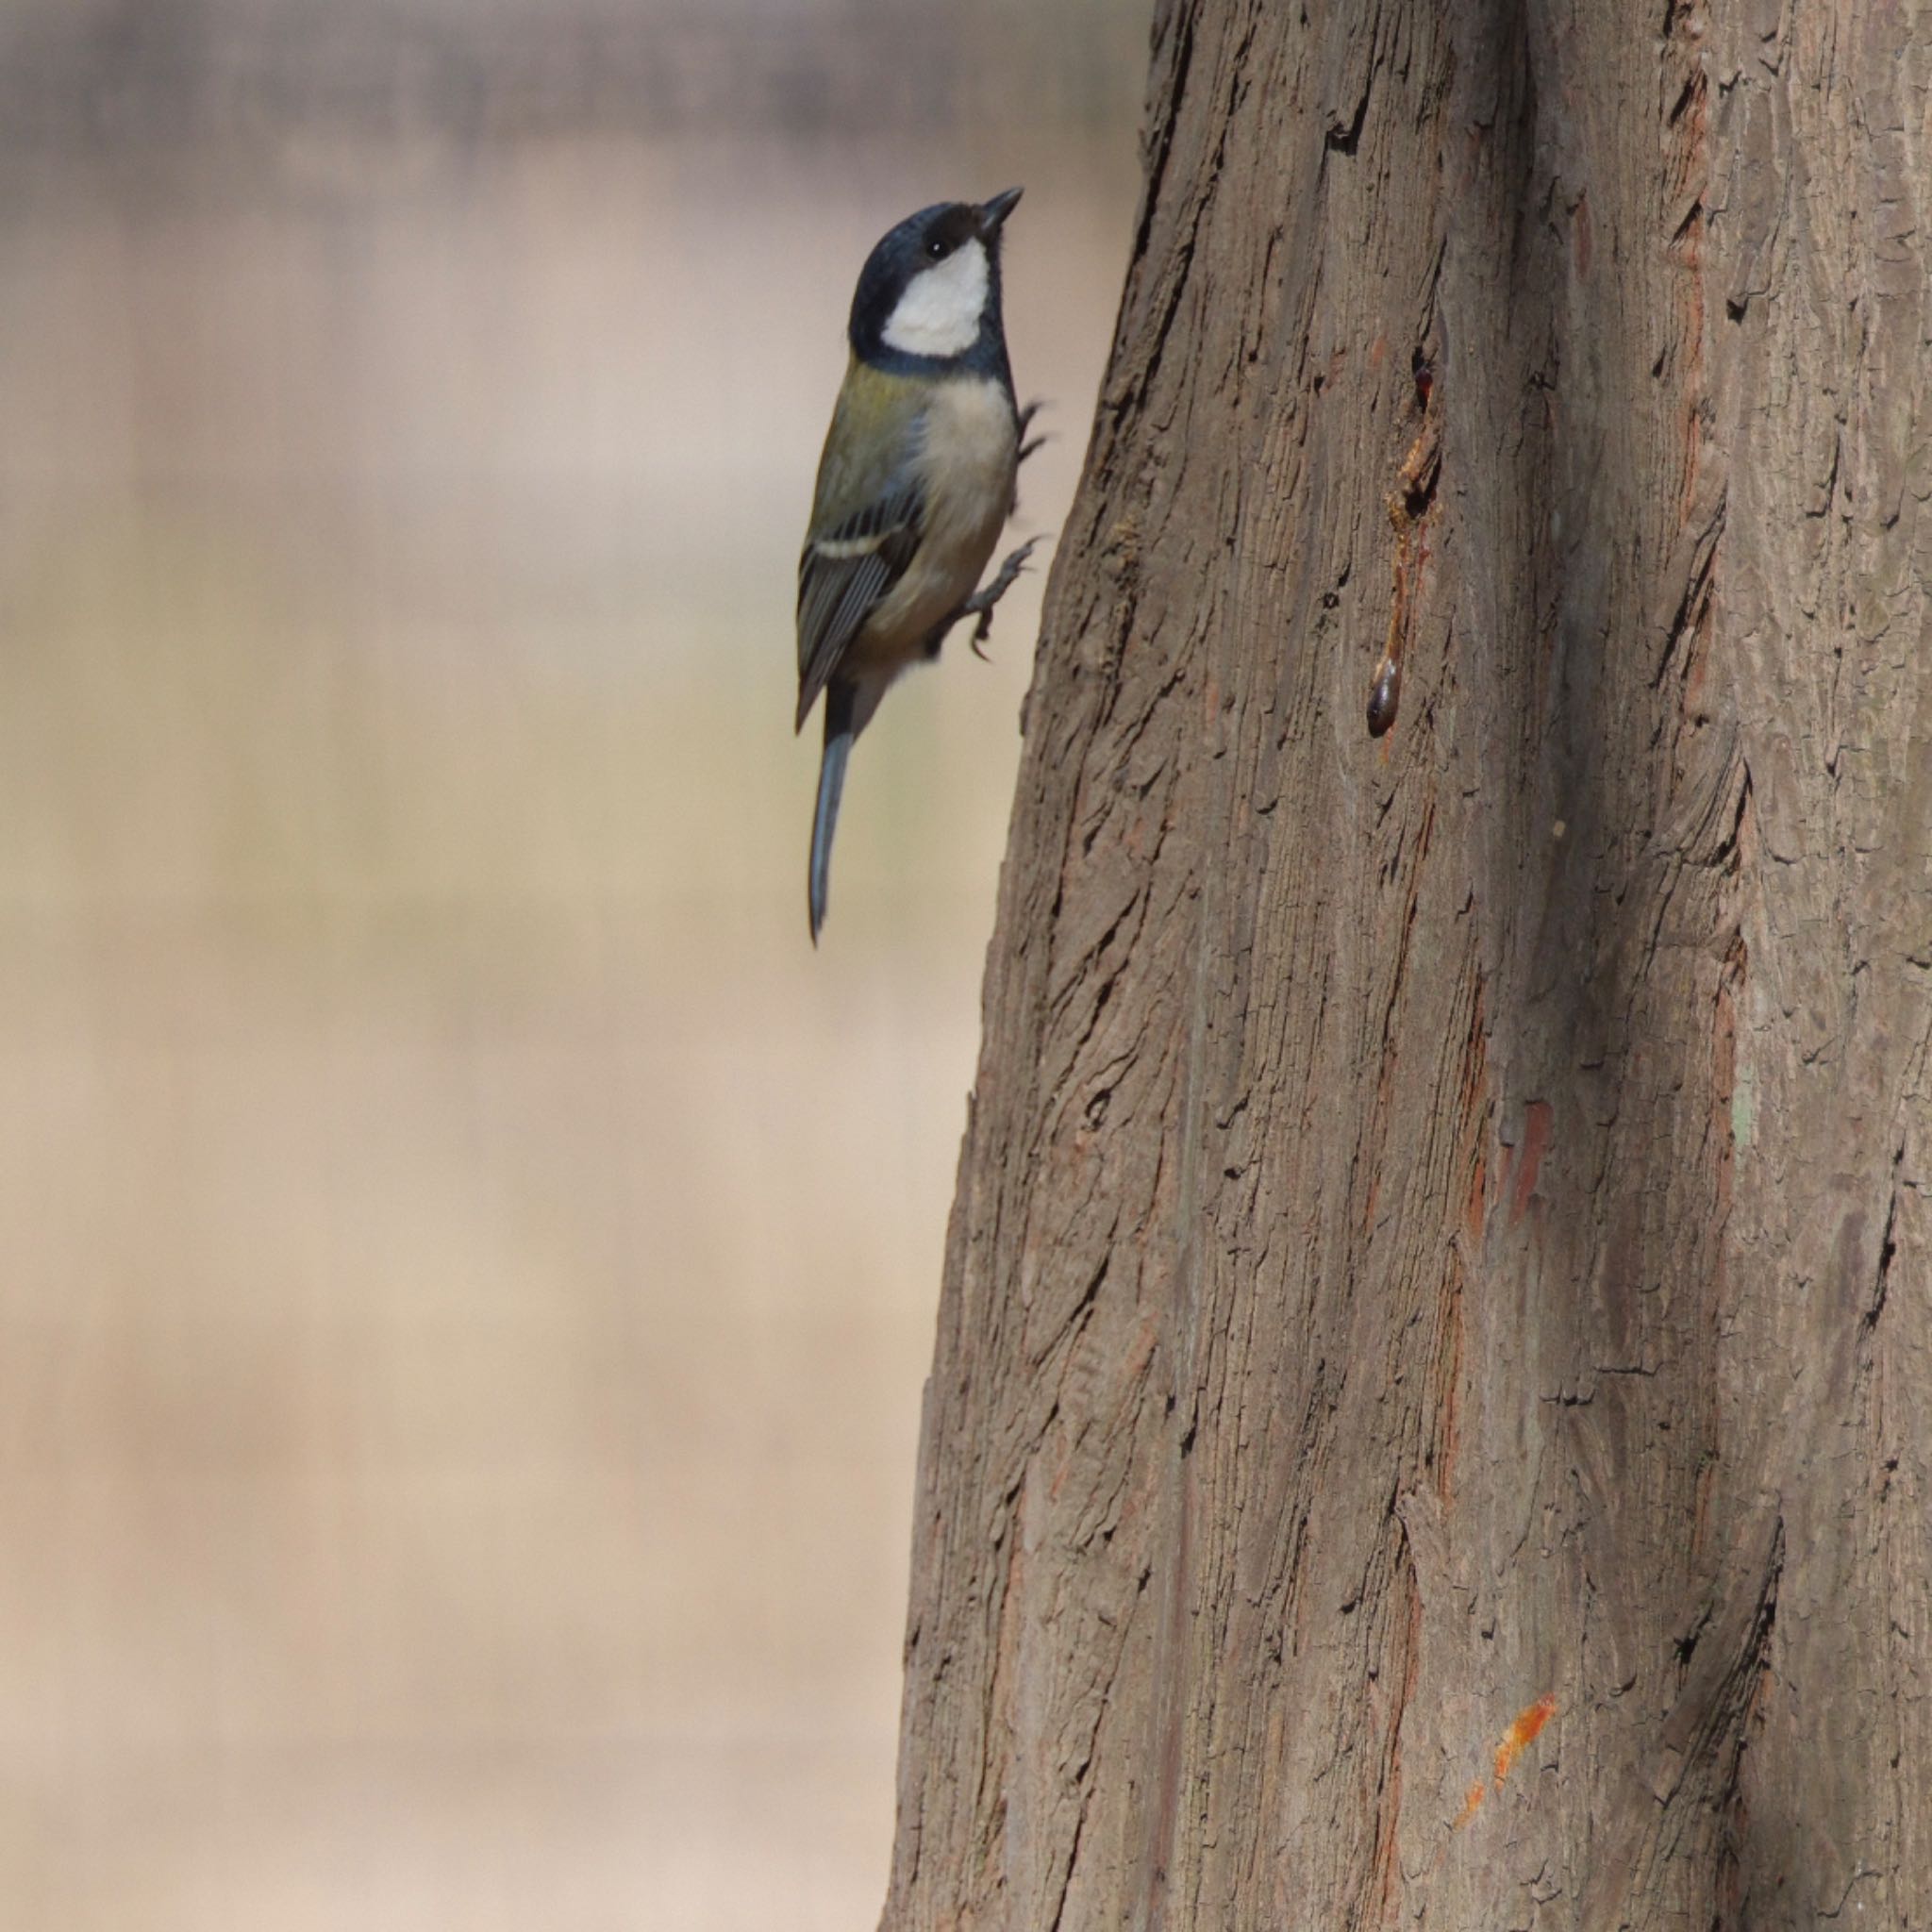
<box><xmin>1367</xmin><ymin>657</ymin><xmax>1401</xmax><ymax>737</ymax></box>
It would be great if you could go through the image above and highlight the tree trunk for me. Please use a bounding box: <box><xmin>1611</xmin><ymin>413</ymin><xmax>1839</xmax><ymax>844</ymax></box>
<box><xmin>882</xmin><ymin>3</ymin><xmax>1932</xmax><ymax>1927</ymax></box>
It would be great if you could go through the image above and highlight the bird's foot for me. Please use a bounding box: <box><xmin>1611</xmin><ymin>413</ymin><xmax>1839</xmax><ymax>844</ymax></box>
<box><xmin>1016</xmin><ymin>398</ymin><xmax>1051</xmax><ymax>467</ymax></box>
<box><xmin>963</xmin><ymin>536</ymin><xmax>1044</xmax><ymax>659</ymax></box>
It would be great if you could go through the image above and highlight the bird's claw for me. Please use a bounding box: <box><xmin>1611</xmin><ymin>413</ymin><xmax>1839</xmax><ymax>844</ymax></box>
<box><xmin>963</xmin><ymin>535</ymin><xmax>1044</xmax><ymax>659</ymax></box>
<box><xmin>1016</xmin><ymin>398</ymin><xmax>1051</xmax><ymax>468</ymax></box>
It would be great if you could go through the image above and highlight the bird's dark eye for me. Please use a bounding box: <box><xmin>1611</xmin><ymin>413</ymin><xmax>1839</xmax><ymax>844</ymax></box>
<box><xmin>925</xmin><ymin>237</ymin><xmax>948</xmax><ymax>260</ymax></box>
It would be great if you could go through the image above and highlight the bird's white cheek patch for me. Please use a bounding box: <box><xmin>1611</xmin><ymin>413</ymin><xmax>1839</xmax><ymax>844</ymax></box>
<box><xmin>882</xmin><ymin>241</ymin><xmax>990</xmax><ymax>358</ymax></box>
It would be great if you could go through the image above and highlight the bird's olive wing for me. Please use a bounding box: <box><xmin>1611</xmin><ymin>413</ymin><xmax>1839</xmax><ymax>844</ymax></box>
<box><xmin>794</xmin><ymin>475</ymin><xmax>924</xmax><ymax>731</ymax></box>
<box><xmin>794</xmin><ymin>368</ymin><xmax>931</xmax><ymax>731</ymax></box>
<box><xmin>791</xmin><ymin>475</ymin><xmax>927</xmax><ymax>730</ymax></box>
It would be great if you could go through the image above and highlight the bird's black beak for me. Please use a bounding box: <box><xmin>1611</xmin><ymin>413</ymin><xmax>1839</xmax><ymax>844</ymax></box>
<box><xmin>977</xmin><ymin>186</ymin><xmax>1024</xmax><ymax>235</ymax></box>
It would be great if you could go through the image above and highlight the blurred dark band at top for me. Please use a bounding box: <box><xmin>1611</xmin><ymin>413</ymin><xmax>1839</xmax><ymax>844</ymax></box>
<box><xmin>0</xmin><ymin>0</ymin><xmax>1147</xmax><ymax>158</ymax></box>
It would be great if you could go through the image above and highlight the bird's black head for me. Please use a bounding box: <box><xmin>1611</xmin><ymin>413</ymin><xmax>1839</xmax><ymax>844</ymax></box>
<box><xmin>847</xmin><ymin>187</ymin><xmax>1021</xmax><ymax>382</ymax></box>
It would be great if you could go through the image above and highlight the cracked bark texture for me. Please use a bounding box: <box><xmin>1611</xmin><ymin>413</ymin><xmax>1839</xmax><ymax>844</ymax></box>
<box><xmin>884</xmin><ymin>5</ymin><xmax>1932</xmax><ymax>1928</ymax></box>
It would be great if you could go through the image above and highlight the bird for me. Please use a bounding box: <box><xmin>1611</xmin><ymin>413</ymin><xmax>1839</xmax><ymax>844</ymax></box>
<box><xmin>795</xmin><ymin>186</ymin><xmax>1041</xmax><ymax>943</ymax></box>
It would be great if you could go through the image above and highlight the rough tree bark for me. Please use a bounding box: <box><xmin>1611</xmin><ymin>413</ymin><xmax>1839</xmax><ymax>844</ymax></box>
<box><xmin>884</xmin><ymin>4</ymin><xmax>1932</xmax><ymax>1928</ymax></box>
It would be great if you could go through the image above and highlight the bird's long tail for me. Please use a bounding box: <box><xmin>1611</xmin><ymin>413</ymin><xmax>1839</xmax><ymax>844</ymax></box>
<box><xmin>808</xmin><ymin>682</ymin><xmax>856</xmax><ymax>944</ymax></box>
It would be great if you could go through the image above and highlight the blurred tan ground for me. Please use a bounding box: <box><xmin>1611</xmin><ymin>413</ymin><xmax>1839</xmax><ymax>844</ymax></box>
<box><xmin>0</xmin><ymin>8</ymin><xmax>1144</xmax><ymax>1924</ymax></box>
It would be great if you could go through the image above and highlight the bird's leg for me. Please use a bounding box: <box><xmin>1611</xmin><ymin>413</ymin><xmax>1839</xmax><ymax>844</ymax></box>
<box><xmin>1007</xmin><ymin>402</ymin><xmax>1051</xmax><ymax>521</ymax></box>
<box><xmin>950</xmin><ymin>405</ymin><xmax>1049</xmax><ymax>664</ymax></box>
<box><xmin>1016</xmin><ymin>398</ymin><xmax>1050</xmax><ymax>467</ymax></box>
<box><xmin>961</xmin><ymin>535</ymin><xmax>1042</xmax><ymax>660</ymax></box>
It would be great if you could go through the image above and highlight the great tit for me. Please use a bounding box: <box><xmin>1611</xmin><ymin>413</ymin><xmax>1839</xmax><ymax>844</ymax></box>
<box><xmin>795</xmin><ymin>186</ymin><xmax>1038</xmax><ymax>942</ymax></box>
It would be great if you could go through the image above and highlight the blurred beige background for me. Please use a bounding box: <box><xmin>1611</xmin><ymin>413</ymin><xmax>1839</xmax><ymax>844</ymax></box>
<box><xmin>0</xmin><ymin>3</ymin><xmax>1145</xmax><ymax>1926</ymax></box>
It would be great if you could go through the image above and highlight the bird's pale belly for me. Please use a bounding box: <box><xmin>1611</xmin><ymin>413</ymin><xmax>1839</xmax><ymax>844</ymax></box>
<box><xmin>850</xmin><ymin>378</ymin><xmax>1016</xmax><ymax>675</ymax></box>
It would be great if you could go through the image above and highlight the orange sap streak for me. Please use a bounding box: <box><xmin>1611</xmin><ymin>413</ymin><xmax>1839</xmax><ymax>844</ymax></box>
<box><xmin>1493</xmin><ymin>1694</ymin><xmax>1557</xmax><ymax>1789</ymax></box>
<box><xmin>1453</xmin><ymin>1695</ymin><xmax>1557</xmax><ymax>1831</ymax></box>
